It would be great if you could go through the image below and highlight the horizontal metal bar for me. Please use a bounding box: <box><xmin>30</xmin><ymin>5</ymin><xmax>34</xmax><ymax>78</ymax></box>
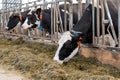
<box><xmin>0</xmin><ymin>0</ymin><xmax>65</xmax><ymax>13</ymax></box>
<box><xmin>103</xmin><ymin>20</ymin><xmax>109</xmax><ymax>24</ymax></box>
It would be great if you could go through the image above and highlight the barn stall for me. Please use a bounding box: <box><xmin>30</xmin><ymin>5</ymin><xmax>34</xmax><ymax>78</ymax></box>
<box><xmin>0</xmin><ymin>0</ymin><xmax>120</xmax><ymax>80</ymax></box>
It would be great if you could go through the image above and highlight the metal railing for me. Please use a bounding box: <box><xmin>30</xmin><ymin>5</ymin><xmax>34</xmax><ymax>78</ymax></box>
<box><xmin>0</xmin><ymin>0</ymin><xmax>119</xmax><ymax>49</ymax></box>
<box><xmin>92</xmin><ymin>0</ymin><xmax>120</xmax><ymax>48</ymax></box>
<box><xmin>0</xmin><ymin>0</ymin><xmax>77</xmax><ymax>43</ymax></box>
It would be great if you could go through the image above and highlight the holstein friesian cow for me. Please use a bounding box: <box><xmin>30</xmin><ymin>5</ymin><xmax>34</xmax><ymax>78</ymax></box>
<box><xmin>53</xmin><ymin>0</ymin><xmax>119</xmax><ymax>64</ymax></box>
<box><xmin>6</xmin><ymin>8</ymin><xmax>41</xmax><ymax>32</ymax></box>
<box><xmin>22</xmin><ymin>8</ymin><xmax>42</xmax><ymax>30</ymax></box>
<box><xmin>22</xmin><ymin>4</ymin><xmax>88</xmax><ymax>34</ymax></box>
<box><xmin>22</xmin><ymin>8</ymin><xmax>52</xmax><ymax>34</ymax></box>
<box><xmin>6</xmin><ymin>10</ymin><xmax>30</xmax><ymax>31</ymax></box>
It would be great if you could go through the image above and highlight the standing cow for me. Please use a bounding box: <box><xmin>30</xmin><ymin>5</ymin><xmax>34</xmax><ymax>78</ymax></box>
<box><xmin>6</xmin><ymin>10</ymin><xmax>30</xmax><ymax>31</ymax></box>
<box><xmin>21</xmin><ymin>4</ymin><xmax>88</xmax><ymax>34</ymax></box>
<box><xmin>53</xmin><ymin>0</ymin><xmax>119</xmax><ymax>64</ymax></box>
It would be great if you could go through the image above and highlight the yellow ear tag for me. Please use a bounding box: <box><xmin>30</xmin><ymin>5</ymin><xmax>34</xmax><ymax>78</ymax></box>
<box><xmin>19</xmin><ymin>15</ymin><xmax>22</xmax><ymax>21</ymax></box>
<box><xmin>77</xmin><ymin>37</ymin><xmax>83</xmax><ymax>48</ymax></box>
<box><xmin>39</xmin><ymin>15</ymin><xmax>42</xmax><ymax>20</ymax></box>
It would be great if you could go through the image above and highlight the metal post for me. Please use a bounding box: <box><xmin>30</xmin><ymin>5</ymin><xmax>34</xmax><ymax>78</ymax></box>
<box><xmin>77</xmin><ymin>0</ymin><xmax>82</xmax><ymax>20</ymax></box>
<box><xmin>43</xmin><ymin>0</ymin><xmax>45</xmax><ymax>9</ymax></box>
<box><xmin>64</xmin><ymin>0</ymin><xmax>67</xmax><ymax>31</ymax></box>
<box><xmin>56</xmin><ymin>2</ymin><xmax>59</xmax><ymax>40</ymax></box>
<box><xmin>1</xmin><ymin>13</ymin><xmax>3</xmax><ymax>31</ymax></box>
<box><xmin>2</xmin><ymin>13</ymin><xmax>4</xmax><ymax>31</ymax></box>
<box><xmin>69</xmin><ymin>0</ymin><xmax>73</xmax><ymax>30</ymax></box>
<box><xmin>92</xmin><ymin>0</ymin><xmax>95</xmax><ymax>45</ymax></box>
<box><xmin>57</xmin><ymin>5</ymin><xmax>64</xmax><ymax>33</ymax></box>
<box><xmin>53</xmin><ymin>2</ymin><xmax>56</xmax><ymax>34</ymax></box>
<box><xmin>4</xmin><ymin>13</ymin><xmax>7</xmax><ymax>29</ymax></box>
<box><xmin>100</xmin><ymin>0</ymin><xmax>105</xmax><ymax>46</ymax></box>
<box><xmin>0</xmin><ymin>14</ymin><xmax>2</xmax><ymax>31</ymax></box>
<box><xmin>51</xmin><ymin>0</ymin><xmax>54</xmax><ymax>36</ymax></box>
<box><xmin>97</xmin><ymin>0</ymin><xmax>100</xmax><ymax>45</ymax></box>
<box><xmin>118</xmin><ymin>3</ymin><xmax>120</xmax><ymax>47</ymax></box>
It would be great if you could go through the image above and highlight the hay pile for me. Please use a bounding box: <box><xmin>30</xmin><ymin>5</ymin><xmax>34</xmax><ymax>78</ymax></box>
<box><xmin>0</xmin><ymin>38</ymin><xmax>120</xmax><ymax>80</ymax></box>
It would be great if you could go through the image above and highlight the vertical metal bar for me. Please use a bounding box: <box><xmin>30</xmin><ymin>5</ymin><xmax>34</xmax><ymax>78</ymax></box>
<box><xmin>64</xmin><ymin>0</ymin><xmax>67</xmax><ymax>31</ymax></box>
<box><xmin>78</xmin><ymin>0</ymin><xmax>82</xmax><ymax>20</ymax></box>
<box><xmin>19</xmin><ymin>3</ymin><xmax>22</xmax><ymax>34</ymax></box>
<box><xmin>97</xmin><ymin>0</ymin><xmax>100</xmax><ymax>45</ymax></box>
<box><xmin>42</xmin><ymin>0</ymin><xmax>46</xmax><ymax>39</ymax></box>
<box><xmin>43</xmin><ymin>0</ymin><xmax>45</xmax><ymax>9</ymax></box>
<box><xmin>92</xmin><ymin>0</ymin><xmax>95</xmax><ymax>45</ymax></box>
<box><xmin>4</xmin><ymin>13</ymin><xmax>7</xmax><ymax>30</ymax></box>
<box><xmin>2</xmin><ymin>13</ymin><xmax>4</xmax><ymax>31</ymax></box>
<box><xmin>53</xmin><ymin>3</ymin><xmax>56</xmax><ymax>34</ymax></box>
<box><xmin>56</xmin><ymin>2</ymin><xmax>59</xmax><ymax>40</ymax></box>
<box><xmin>69</xmin><ymin>0</ymin><xmax>73</xmax><ymax>30</ymax></box>
<box><xmin>100</xmin><ymin>0</ymin><xmax>105</xmax><ymax>46</ymax></box>
<box><xmin>1</xmin><ymin>13</ymin><xmax>3</xmax><ymax>31</ymax></box>
<box><xmin>57</xmin><ymin>4</ymin><xmax>64</xmax><ymax>32</ymax></box>
<box><xmin>51</xmin><ymin>1</ymin><xmax>54</xmax><ymax>36</ymax></box>
<box><xmin>118</xmin><ymin>3</ymin><xmax>120</xmax><ymax>47</ymax></box>
<box><xmin>0</xmin><ymin>14</ymin><xmax>1</xmax><ymax>31</ymax></box>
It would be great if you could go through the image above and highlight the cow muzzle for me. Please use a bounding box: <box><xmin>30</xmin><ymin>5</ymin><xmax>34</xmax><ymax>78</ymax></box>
<box><xmin>22</xmin><ymin>24</ymin><xmax>30</xmax><ymax>29</ymax></box>
<box><xmin>5</xmin><ymin>27</ymin><xmax>9</xmax><ymax>31</ymax></box>
<box><xmin>53</xmin><ymin>58</ymin><xmax>64</xmax><ymax>64</ymax></box>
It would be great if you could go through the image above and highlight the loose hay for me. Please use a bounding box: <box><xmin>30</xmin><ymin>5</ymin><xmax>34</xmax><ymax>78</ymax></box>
<box><xmin>0</xmin><ymin>38</ymin><xmax>120</xmax><ymax>80</ymax></box>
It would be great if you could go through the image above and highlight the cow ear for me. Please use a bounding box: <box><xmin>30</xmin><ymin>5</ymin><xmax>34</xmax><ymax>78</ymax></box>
<box><xmin>36</xmin><ymin>8</ymin><xmax>41</xmax><ymax>15</ymax></box>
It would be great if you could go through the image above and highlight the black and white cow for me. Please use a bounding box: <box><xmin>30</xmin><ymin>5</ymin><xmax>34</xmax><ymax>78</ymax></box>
<box><xmin>6</xmin><ymin>10</ymin><xmax>30</xmax><ymax>30</ymax></box>
<box><xmin>22</xmin><ymin>8</ymin><xmax>42</xmax><ymax>30</ymax></box>
<box><xmin>21</xmin><ymin>4</ymin><xmax>88</xmax><ymax>34</ymax></box>
<box><xmin>53</xmin><ymin>0</ymin><xmax>119</xmax><ymax>64</ymax></box>
<box><xmin>6</xmin><ymin>8</ymin><xmax>41</xmax><ymax>32</ymax></box>
<box><xmin>21</xmin><ymin>8</ymin><xmax>52</xmax><ymax>34</ymax></box>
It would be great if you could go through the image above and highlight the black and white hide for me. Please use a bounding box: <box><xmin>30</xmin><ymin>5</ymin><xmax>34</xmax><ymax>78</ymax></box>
<box><xmin>53</xmin><ymin>0</ymin><xmax>118</xmax><ymax>64</ymax></box>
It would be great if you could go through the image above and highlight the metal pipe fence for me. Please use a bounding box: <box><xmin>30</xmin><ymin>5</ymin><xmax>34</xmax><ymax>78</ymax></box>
<box><xmin>91</xmin><ymin>0</ymin><xmax>120</xmax><ymax>48</ymax></box>
<box><xmin>0</xmin><ymin>0</ymin><xmax>119</xmax><ymax>49</ymax></box>
<box><xmin>0</xmin><ymin>0</ymin><xmax>80</xmax><ymax>43</ymax></box>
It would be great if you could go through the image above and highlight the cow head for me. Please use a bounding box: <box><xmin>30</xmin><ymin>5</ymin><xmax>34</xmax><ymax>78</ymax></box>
<box><xmin>22</xmin><ymin>8</ymin><xmax>41</xmax><ymax>29</ymax></box>
<box><xmin>53</xmin><ymin>30</ymin><xmax>83</xmax><ymax>64</ymax></box>
<box><xmin>6</xmin><ymin>13</ymin><xmax>22</xmax><ymax>30</ymax></box>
